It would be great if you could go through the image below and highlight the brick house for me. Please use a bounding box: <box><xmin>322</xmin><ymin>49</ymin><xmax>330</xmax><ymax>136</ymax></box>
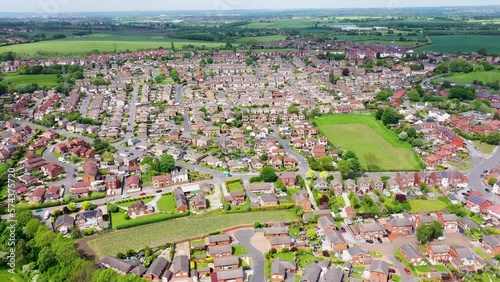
<box><xmin>213</xmin><ymin>256</ymin><xmax>239</xmax><ymax>272</ymax></box>
<box><xmin>105</xmin><ymin>175</ymin><xmax>119</xmax><ymax>190</ymax></box>
<box><xmin>173</xmin><ymin>255</ymin><xmax>189</xmax><ymax>279</ymax></box>
<box><xmin>208</xmin><ymin>234</ymin><xmax>231</xmax><ymax>246</ymax></box>
<box><xmin>128</xmin><ymin>200</ymin><xmax>154</xmax><ymax>217</ymax></box>
<box><xmin>152</xmin><ymin>174</ymin><xmax>172</xmax><ymax>189</ymax></box>
<box><xmin>270</xmin><ymin>258</ymin><xmax>297</xmax><ymax>282</ymax></box>
<box><xmin>437</xmin><ymin>211</ymin><xmax>458</xmax><ymax>229</ymax></box>
<box><xmin>228</xmin><ymin>190</ymin><xmax>246</xmax><ymax>205</ymax></box>
<box><xmin>481</xmin><ymin>235</ymin><xmax>500</xmax><ymax>256</ymax></box>
<box><xmin>386</xmin><ymin>217</ymin><xmax>414</xmax><ymax>238</ymax></box>
<box><xmin>343</xmin><ymin>246</ymin><xmax>371</xmax><ymax>265</ymax></box>
<box><xmin>29</xmin><ymin>187</ymin><xmax>45</xmax><ymax>204</ymax></box>
<box><xmin>270</xmin><ymin>236</ymin><xmax>292</xmax><ymax>251</ymax></box>
<box><xmin>400</xmin><ymin>243</ymin><xmax>425</xmax><ymax>265</ymax></box>
<box><xmin>369</xmin><ymin>260</ymin><xmax>389</xmax><ymax>282</ymax></box>
<box><xmin>426</xmin><ymin>245</ymin><xmax>450</xmax><ymax>264</ymax></box>
<box><xmin>325</xmin><ymin>230</ymin><xmax>348</xmax><ymax>251</ymax></box>
<box><xmin>466</xmin><ymin>195</ymin><xmax>492</xmax><ymax>213</ymax></box>
<box><xmin>292</xmin><ymin>191</ymin><xmax>312</xmax><ymax>211</ymax></box>
<box><xmin>209</xmin><ymin>245</ymin><xmax>232</xmax><ymax>257</ymax></box>
<box><xmin>216</xmin><ymin>269</ymin><xmax>244</xmax><ymax>282</ymax></box>
<box><xmin>278</xmin><ymin>172</ymin><xmax>296</xmax><ymax>188</ymax></box>
<box><xmin>360</xmin><ymin>222</ymin><xmax>386</xmax><ymax>240</ymax></box>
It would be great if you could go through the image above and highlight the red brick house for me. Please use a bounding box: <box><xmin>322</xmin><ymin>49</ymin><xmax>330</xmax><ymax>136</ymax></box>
<box><xmin>41</xmin><ymin>163</ymin><xmax>63</xmax><ymax>179</ymax></box>
<box><xmin>279</xmin><ymin>172</ymin><xmax>296</xmax><ymax>188</ymax></box>
<box><xmin>466</xmin><ymin>195</ymin><xmax>492</xmax><ymax>213</ymax></box>
<box><xmin>437</xmin><ymin>211</ymin><xmax>458</xmax><ymax>229</ymax></box>
<box><xmin>213</xmin><ymin>256</ymin><xmax>239</xmax><ymax>272</ymax></box>
<box><xmin>481</xmin><ymin>235</ymin><xmax>500</xmax><ymax>256</ymax></box>
<box><xmin>152</xmin><ymin>174</ymin><xmax>172</xmax><ymax>189</ymax></box>
<box><xmin>105</xmin><ymin>175</ymin><xmax>119</xmax><ymax>190</ymax></box>
<box><xmin>208</xmin><ymin>234</ymin><xmax>231</xmax><ymax>246</ymax></box>
<box><xmin>400</xmin><ymin>243</ymin><xmax>425</xmax><ymax>265</ymax></box>
<box><xmin>426</xmin><ymin>245</ymin><xmax>450</xmax><ymax>264</ymax></box>
<box><xmin>292</xmin><ymin>191</ymin><xmax>312</xmax><ymax>211</ymax></box>
<box><xmin>29</xmin><ymin>187</ymin><xmax>45</xmax><ymax>203</ymax></box>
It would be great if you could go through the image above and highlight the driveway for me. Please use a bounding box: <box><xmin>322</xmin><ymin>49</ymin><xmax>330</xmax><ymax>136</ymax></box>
<box><xmin>234</xmin><ymin>230</ymin><xmax>265</xmax><ymax>282</ymax></box>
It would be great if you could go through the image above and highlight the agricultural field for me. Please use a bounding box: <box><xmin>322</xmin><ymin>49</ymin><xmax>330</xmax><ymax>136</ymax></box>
<box><xmin>0</xmin><ymin>33</ymin><xmax>226</xmax><ymax>56</ymax></box>
<box><xmin>236</xmin><ymin>35</ymin><xmax>287</xmax><ymax>43</ymax></box>
<box><xmin>83</xmin><ymin>210</ymin><xmax>297</xmax><ymax>260</ymax></box>
<box><xmin>1</xmin><ymin>73</ymin><xmax>59</xmax><ymax>87</ymax></box>
<box><xmin>315</xmin><ymin>115</ymin><xmax>421</xmax><ymax>171</ymax></box>
<box><xmin>417</xmin><ymin>35</ymin><xmax>500</xmax><ymax>53</ymax></box>
<box><xmin>434</xmin><ymin>70</ymin><xmax>500</xmax><ymax>85</ymax></box>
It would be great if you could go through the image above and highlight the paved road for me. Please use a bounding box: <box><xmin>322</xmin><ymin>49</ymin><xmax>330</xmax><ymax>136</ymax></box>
<box><xmin>234</xmin><ymin>230</ymin><xmax>265</xmax><ymax>282</ymax></box>
<box><xmin>42</xmin><ymin>145</ymin><xmax>76</xmax><ymax>195</ymax></box>
<box><xmin>403</xmin><ymin>100</ymin><xmax>416</xmax><ymax>115</ymax></box>
<box><xmin>420</xmin><ymin>73</ymin><xmax>448</xmax><ymax>88</ymax></box>
<box><xmin>175</xmin><ymin>85</ymin><xmax>183</xmax><ymax>102</ymax></box>
<box><xmin>467</xmin><ymin>142</ymin><xmax>500</xmax><ymax>203</ymax></box>
<box><xmin>112</xmin><ymin>85</ymin><xmax>143</xmax><ymax>159</ymax></box>
<box><xmin>79</xmin><ymin>94</ymin><xmax>92</xmax><ymax>116</ymax></box>
<box><xmin>182</xmin><ymin>114</ymin><xmax>193</xmax><ymax>134</ymax></box>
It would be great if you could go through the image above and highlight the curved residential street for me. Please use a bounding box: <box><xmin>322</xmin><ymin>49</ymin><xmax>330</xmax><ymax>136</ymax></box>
<box><xmin>234</xmin><ymin>230</ymin><xmax>265</xmax><ymax>282</ymax></box>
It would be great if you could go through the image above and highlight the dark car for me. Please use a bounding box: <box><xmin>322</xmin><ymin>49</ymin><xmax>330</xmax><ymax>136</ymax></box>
<box><xmin>61</xmin><ymin>185</ymin><xmax>65</xmax><ymax>189</ymax></box>
<box><xmin>341</xmin><ymin>227</ymin><xmax>346</xmax><ymax>233</ymax></box>
<box><xmin>485</xmin><ymin>188</ymin><xmax>491</xmax><ymax>193</ymax></box>
<box><xmin>483</xmin><ymin>170</ymin><xmax>488</xmax><ymax>173</ymax></box>
<box><xmin>377</xmin><ymin>237</ymin><xmax>383</xmax><ymax>243</ymax></box>
<box><xmin>389</xmin><ymin>268</ymin><xmax>396</xmax><ymax>274</ymax></box>
<box><xmin>366</xmin><ymin>239</ymin><xmax>374</xmax><ymax>244</ymax></box>
<box><xmin>156</xmin><ymin>190</ymin><xmax>162</xmax><ymax>193</ymax></box>
<box><xmin>140</xmin><ymin>192</ymin><xmax>146</xmax><ymax>196</ymax></box>
<box><xmin>480</xmin><ymin>174</ymin><xmax>484</xmax><ymax>178</ymax></box>
<box><xmin>404</xmin><ymin>268</ymin><xmax>411</xmax><ymax>275</ymax></box>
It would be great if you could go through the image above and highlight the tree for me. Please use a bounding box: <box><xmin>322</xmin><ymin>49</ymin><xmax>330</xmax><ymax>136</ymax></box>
<box><xmin>319</xmin><ymin>171</ymin><xmax>329</xmax><ymax>179</ymax></box>
<box><xmin>306</xmin><ymin>170</ymin><xmax>317</xmax><ymax>180</ymax></box>
<box><xmin>158</xmin><ymin>154</ymin><xmax>175</xmax><ymax>173</ymax></box>
<box><xmin>337</xmin><ymin>160</ymin><xmax>351</xmax><ymax>179</ymax></box>
<box><xmin>364</xmin><ymin>153</ymin><xmax>379</xmax><ymax>172</ymax></box>
<box><xmin>376</xmin><ymin>89</ymin><xmax>393</xmax><ymax>101</ymax></box>
<box><xmin>398</xmin><ymin>132</ymin><xmax>408</xmax><ymax>141</ymax></box>
<box><xmin>328</xmin><ymin>72</ymin><xmax>335</xmax><ymax>84</ymax></box>
<box><xmin>449</xmin><ymin>86</ymin><xmax>475</xmax><ymax>101</ymax></box>
<box><xmin>449</xmin><ymin>59</ymin><xmax>473</xmax><ymax>73</ymax></box>
<box><xmin>108</xmin><ymin>204</ymin><xmax>119</xmax><ymax>213</ymax></box>
<box><xmin>375</xmin><ymin>109</ymin><xmax>384</xmax><ymax>120</ymax></box>
<box><xmin>342</xmin><ymin>68</ymin><xmax>350</xmax><ymax>76</ymax></box>
<box><xmin>287</xmin><ymin>104</ymin><xmax>300</xmax><ymax>115</ymax></box>
<box><xmin>406</xmin><ymin>89</ymin><xmax>420</xmax><ymax>102</ymax></box>
<box><xmin>493</xmin><ymin>112</ymin><xmax>500</xmax><ymax>121</ymax></box>
<box><xmin>82</xmin><ymin>201</ymin><xmax>91</xmax><ymax>211</ymax></box>
<box><xmin>486</xmin><ymin>132</ymin><xmax>500</xmax><ymax>145</ymax></box>
<box><xmin>307</xmin><ymin>230</ymin><xmax>317</xmax><ymax>240</ymax></box>
<box><xmin>416</xmin><ymin>221</ymin><xmax>443</xmax><ymax>244</ymax></box>
<box><xmin>407</xmin><ymin>127</ymin><xmax>417</xmax><ymax>138</ymax></box>
<box><xmin>488</xmin><ymin>178</ymin><xmax>497</xmax><ymax>186</ymax></box>
<box><xmin>260</xmin><ymin>166</ymin><xmax>277</xmax><ymax>182</ymax></box>
<box><xmin>477</xmin><ymin>48</ymin><xmax>488</xmax><ymax>56</ymax></box>
<box><xmin>411</xmin><ymin>139</ymin><xmax>424</xmax><ymax>147</ymax></box>
<box><xmin>41</xmin><ymin>114</ymin><xmax>56</xmax><ymax>127</ymax></box>
<box><xmin>93</xmin><ymin>138</ymin><xmax>110</xmax><ymax>153</ymax></box>
<box><xmin>67</xmin><ymin>202</ymin><xmax>78</xmax><ymax>212</ymax></box>
<box><xmin>37</xmin><ymin>246</ymin><xmax>56</xmax><ymax>272</ymax></box>
<box><xmin>381</xmin><ymin>108</ymin><xmax>399</xmax><ymax>125</ymax></box>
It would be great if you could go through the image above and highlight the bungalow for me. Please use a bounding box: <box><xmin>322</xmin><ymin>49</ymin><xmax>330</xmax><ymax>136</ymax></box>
<box><xmin>144</xmin><ymin>257</ymin><xmax>170</xmax><ymax>281</ymax></box>
<box><xmin>370</xmin><ymin>260</ymin><xmax>389</xmax><ymax>282</ymax></box>
<box><xmin>318</xmin><ymin>216</ymin><xmax>337</xmax><ymax>233</ymax></box>
<box><xmin>208</xmin><ymin>245</ymin><xmax>232</xmax><ymax>257</ymax></box>
<box><xmin>449</xmin><ymin>246</ymin><xmax>476</xmax><ymax>268</ymax></box>
<box><xmin>213</xmin><ymin>256</ymin><xmax>239</xmax><ymax>272</ymax></box>
<box><xmin>45</xmin><ymin>186</ymin><xmax>60</xmax><ymax>201</ymax></box>
<box><xmin>342</xmin><ymin>246</ymin><xmax>371</xmax><ymax>265</ymax></box>
<box><xmin>248</xmin><ymin>182</ymin><xmax>274</xmax><ymax>194</ymax></box>
<box><xmin>301</xmin><ymin>263</ymin><xmax>322</xmax><ymax>282</ymax></box>
<box><xmin>101</xmin><ymin>257</ymin><xmax>135</xmax><ymax>275</ymax></box>
<box><xmin>400</xmin><ymin>243</ymin><xmax>425</xmax><ymax>265</ymax></box>
<box><xmin>216</xmin><ymin>269</ymin><xmax>244</xmax><ymax>282</ymax></box>
<box><xmin>270</xmin><ymin>236</ymin><xmax>292</xmax><ymax>251</ymax></box>
<box><xmin>208</xmin><ymin>234</ymin><xmax>231</xmax><ymax>246</ymax></box>
<box><xmin>174</xmin><ymin>187</ymin><xmax>189</xmax><ymax>212</ymax></box>
<box><xmin>173</xmin><ymin>255</ymin><xmax>190</xmax><ymax>279</ymax></box>
<box><xmin>54</xmin><ymin>215</ymin><xmax>74</xmax><ymax>233</ymax></box>
<box><xmin>264</xmin><ymin>227</ymin><xmax>289</xmax><ymax>239</ymax></box>
<box><xmin>426</xmin><ymin>245</ymin><xmax>450</xmax><ymax>264</ymax></box>
<box><xmin>270</xmin><ymin>258</ymin><xmax>297</xmax><ymax>282</ymax></box>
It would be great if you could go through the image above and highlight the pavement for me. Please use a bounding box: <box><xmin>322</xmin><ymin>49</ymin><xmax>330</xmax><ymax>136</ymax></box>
<box><xmin>233</xmin><ymin>229</ymin><xmax>265</xmax><ymax>282</ymax></box>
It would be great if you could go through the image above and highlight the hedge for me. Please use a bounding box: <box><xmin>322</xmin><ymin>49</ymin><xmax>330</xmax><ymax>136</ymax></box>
<box><xmin>249</xmin><ymin>203</ymin><xmax>295</xmax><ymax>212</ymax></box>
<box><xmin>13</xmin><ymin>193</ymin><xmax>106</xmax><ymax>212</ymax></box>
<box><xmin>115</xmin><ymin>195</ymin><xmax>155</xmax><ymax>205</ymax></box>
<box><xmin>115</xmin><ymin>211</ymin><xmax>190</xmax><ymax>230</ymax></box>
<box><xmin>224</xmin><ymin>178</ymin><xmax>242</xmax><ymax>186</ymax></box>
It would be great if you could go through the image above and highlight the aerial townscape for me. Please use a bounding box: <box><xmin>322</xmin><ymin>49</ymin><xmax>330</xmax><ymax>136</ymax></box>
<box><xmin>0</xmin><ymin>2</ymin><xmax>500</xmax><ymax>282</ymax></box>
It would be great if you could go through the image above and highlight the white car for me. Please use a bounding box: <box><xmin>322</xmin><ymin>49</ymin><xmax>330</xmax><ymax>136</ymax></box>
<box><xmin>438</xmin><ymin>236</ymin><xmax>445</xmax><ymax>241</ymax></box>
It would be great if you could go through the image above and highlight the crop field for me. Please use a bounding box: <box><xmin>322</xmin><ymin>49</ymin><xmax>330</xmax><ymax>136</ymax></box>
<box><xmin>315</xmin><ymin>115</ymin><xmax>421</xmax><ymax>171</ymax></box>
<box><xmin>417</xmin><ymin>35</ymin><xmax>500</xmax><ymax>53</ymax></box>
<box><xmin>236</xmin><ymin>35</ymin><xmax>287</xmax><ymax>43</ymax></box>
<box><xmin>83</xmin><ymin>210</ymin><xmax>297</xmax><ymax>260</ymax></box>
<box><xmin>2</xmin><ymin>74</ymin><xmax>58</xmax><ymax>87</ymax></box>
<box><xmin>0</xmin><ymin>33</ymin><xmax>226</xmax><ymax>55</ymax></box>
<box><xmin>434</xmin><ymin>71</ymin><xmax>500</xmax><ymax>85</ymax></box>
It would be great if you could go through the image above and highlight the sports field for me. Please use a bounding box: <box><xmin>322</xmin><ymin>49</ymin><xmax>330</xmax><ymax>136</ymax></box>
<box><xmin>83</xmin><ymin>210</ymin><xmax>296</xmax><ymax>260</ymax></box>
<box><xmin>315</xmin><ymin>115</ymin><xmax>421</xmax><ymax>171</ymax></box>
<box><xmin>417</xmin><ymin>35</ymin><xmax>500</xmax><ymax>53</ymax></box>
<box><xmin>434</xmin><ymin>71</ymin><xmax>500</xmax><ymax>85</ymax></box>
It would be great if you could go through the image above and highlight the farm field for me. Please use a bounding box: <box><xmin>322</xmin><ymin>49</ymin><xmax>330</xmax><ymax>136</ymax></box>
<box><xmin>0</xmin><ymin>33</ymin><xmax>226</xmax><ymax>56</ymax></box>
<box><xmin>417</xmin><ymin>35</ymin><xmax>500</xmax><ymax>53</ymax></box>
<box><xmin>236</xmin><ymin>35</ymin><xmax>287</xmax><ymax>43</ymax></box>
<box><xmin>315</xmin><ymin>115</ymin><xmax>421</xmax><ymax>171</ymax></box>
<box><xmin>83</xmin><ymin>210</ymin><xmax>296</xmax><ymax>260</ymax></box>
<box><xmin>408</xmin><ymin>199</ymin><xmax>448</xmax><ymax>212</ymax></box>
<box><xmin>1</xmin><ymin>73</ymin><xmax>58</xmax><ymax>87</ymax></box>
<box><xmin>434</xmin><ymin>71</ymin><xmax>500</xmax><ymax>85</ymax></box>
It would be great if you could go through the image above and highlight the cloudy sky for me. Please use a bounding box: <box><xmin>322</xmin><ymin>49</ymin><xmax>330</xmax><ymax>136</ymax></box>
<box><xmin>4</xmin><ymin>0</ymin><xmax>499</xmax><ymax>13</ymax></box>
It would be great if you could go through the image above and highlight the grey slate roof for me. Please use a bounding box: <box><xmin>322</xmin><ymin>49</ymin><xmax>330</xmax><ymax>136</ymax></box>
<box><xmin>300</xmin><ymin>263</ymin><xmax>322</xmax><ymax>282</ymax></box>
<box><xmin>370</xmin><ymin>260</ymin><xmax>389</xmax><ymax>275</ymax></box>
<box><xmin>216</xmin><ymin>268</ymin><xmax>244</xmax><ymax>280</ymax></box>
<box><xmin>400</xmin><ymin>243</ymin><xmax>422</xmax><ymax>260</ymax></box>
<box><xmin>173</xmin><ymin>255</ymin><xmax>189</xmax><ymax>273</ymax></box>
<box><xmin>214</xmin><ymin>256</ymin><xmax>239</xmax><ymax>267</ymax></box>
<box><xmin>145</xmin><ymin>257</ymin><xmax>170</xmax><ymax>278</ymax></box>
<box><xmin>101</xmin><ymin>256</ymin><xmax>135</xmax><ymax>274</ymax></box>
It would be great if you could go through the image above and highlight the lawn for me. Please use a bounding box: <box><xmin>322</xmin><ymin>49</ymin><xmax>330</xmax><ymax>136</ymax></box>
<box><xmin>2</xmin><ymin>73</ymin><xmax>59</xmax><ymax>87</ymax></box>
<box><xmin>227</xmin><ymin>181</ymin><xmax>244</xmax><ymax>192</ymax></box>
<box><xmin>409</xmin><ymin>199</ymin><xmax>449</xmax><ymax>213</ymax></box>
<box><xmin>473</xmin><ymin>141</ymin><xmax>496</xmax><ymax>155</ymax></box>
<box><xmin>335</xmin><ymin>196</ymin><xmax>346</xmax><ymax>207</ymax></box>
<box><xmin>315</xmin><ymin>115</ymin><xmax>421</xmax><ymax>171</ymax></box>
<box><xmin>233</xmin><ymin>245</ymin><xmax>249</xmax><ymax>256</ymax></box>
<box><xmin>417</xmin><ymin>35</ymin><xmax>500</xmax><ymax>53</ymax></box>
<box><xmin>117</xmin><ymin>197</ymin><xmax>154</xmax><ymax>207</ymax></box>
<box><xmin>84</xmin><ymin>210</ymin><xmax>297</xmax><ymax>260</ymax></box>
<box><xmin>273</xmin><ymin>251</ymin><xmax>295</xmax><ymax>261</ymax></box>
<box><xmin>297</xmin><ymin>253</ymin><xmax>323</xmax><ymax>268</ymax></box>
<box><xmin>415</xmin><ymin>265</ymin><xmax>431</xmax><ymax>272</ymax></box>
<box><xmin>0</xmin><ymin>269</ymin><xmax>26</xmax><ymax>282</ymax></box>
<box><xmin>434</xmin><ymin>265</ymin><xmax>449</xmax><ymax>272</ymax></box>
<box><xmin>435</xmin><ymin>70</ymin><xmax>500</xmax><ymax>85</ymax></box>
<box><xmin>156</xmin><ymin>194</ymin><xmax>177</xmax><ymax>213</ymax></box>
<box><xmin>110</xmin><ymin>208</ymin><xmax>184</xmax><ymax>228</ymax></box>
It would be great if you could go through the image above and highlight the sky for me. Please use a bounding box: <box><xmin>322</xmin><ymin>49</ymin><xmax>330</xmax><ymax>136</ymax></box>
<box><xmin>3</xmin><ymin>0</ymin><xmax>499</xmax><ymax>13</ymax></box>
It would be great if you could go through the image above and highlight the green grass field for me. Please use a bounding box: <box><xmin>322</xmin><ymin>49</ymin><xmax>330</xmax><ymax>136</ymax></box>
<box><xmin>236</xmin><ymin>35</ymin><xmax>287</xmax><ymax>43</ymax></box>
<box><xmin>315</xmin><ymin>115</ymin><xmax>421</xmax><ymax>171</ymax></box>
<box><xmin>84</xmin><ymin>210</ymin><xmax>297</xmax><ymax>259</ymax></box>
<box><xmin>117</xmin><ymin>197</ymin><xmax>154</xmax><ymax>208</ymax></box>
<box><xmin>2</xmin><ymin>73</ymin><xmax>59</xmax><ymax>87</ymax></box>
<box><xmin>418</xmin><ymin>35</ymin><xmax>500</xmax><ymax>53</ymax></box>
<box><xmin>409</xmin><ymin>199</ymin><xmax>448</xmax><ymax>212</ymax></box>
<box><xmin>434</xmin><ymin>71</ymin><xmax>500</xmax><ymax>85</ymax></box>
<box><xmin>0</xmin><ymin>33</ymin><xmax>226</xmax><ymax>56</ymax></box>
<box><xmin>156</xmin><ymin>194</ymin><xmax>177</xmax><ymax>213</ymax></box>
<box><xmin>227</xmin><ymin>182</ymin><xmax>244</xmax><ymax>192</ymax></box>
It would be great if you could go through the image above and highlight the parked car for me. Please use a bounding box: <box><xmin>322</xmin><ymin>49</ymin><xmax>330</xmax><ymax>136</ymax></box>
<box><xmin>341</xmin><ymin>227</ymin><xmax>346</xmax><ymax>233</ymax></box>
<box><xmin>377</xmin><ymin>237</ymin><xmax>383</xmax><ymax>243</ymax></box>
<box><xmin>404</xmin><ymin>268</ymin><xmax>411</xmax><ymax>275</ymax></box>
<box><xmin>156</xmin><ymin>190</ymin><xmax>162</xmax><ymax>193</ymax></box>
<box><xmin>366</xmin><ymin>239</ymin><xmax>374</xmax><ymax>244</ymax></box>
<box><xmin>483</xmin><ymin>170</ymin><xmax>488</xmax><ymax>173</ymax></box>
<box><xmin>72</xmin><ymin>174</ymin><xmax>76</xmax><ymax>178</ymax></box>
<box><xmin>140</xmin><ymin>192</ymin><xmax>146</xmax><ymax>196</ymax></box>
<box><xmin>35</xmin><ymin>208</ymin><xmax>43</xmax><ymax>213</ymax></box>
<box><xmin>389</xmin><ymin>268</ymin><xmax>396</xmax><ymax>274</ymax></box>
<box><xmin>485</xmin><ymin>188</ymin><xmax>491</xmax><ymax>193</ymax></box>
<box><xmin>438</xmin><ymin>236</ymin><xmax>446</xmax><ymax>241</ymax></box>
<box><xmin>480</xmin><ymin>174</ymin><xmax>484</xmax><ymax>178</ymax></box>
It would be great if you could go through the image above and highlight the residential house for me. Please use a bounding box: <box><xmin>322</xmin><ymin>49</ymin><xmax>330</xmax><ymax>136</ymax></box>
<box><xmin>191</xmin><ymin>193</ymin><xmax>207</xmax><ymax>210</ymax></box>
<box><xmin>41</xmin><ymin>163</ymin><xmax>63</xmax><ymax>179</ymax></box>
<box><xmin>144</xmin><ymin>257</ymin><xmax>170</xmax><ymax>281</ymax></box>
<box><xmin>279</xmin><ymin>172</ymin><xmax>297</xmax><ymax>188</ymax></box>
<box><xmin>208</xmin><ymin>245</ymin><xmax>232</xmax><ymax>257</ymax></box>
<box><xmin>395</xmin><ymin>172</ymin><xmax>415</xmax><ymax>190</ymax></box>
<box><xmin>466</xmin><ymin>195</ymin><xmax>492</xmax><ymax>213</ymax></box>
<box><xmin>344</xmin><ymin>179</ymin><xmax>356</xmax><ymax>192</ymax></box>
<box><xmin>125</xmin><ymin>175</ymin><xmax>141</xmax><ymax>192</ymax></box>
<box><xmin>342</xmin><ymin>246</ymin><xmax>371</xmax><ymax>265</ymax></box>
<box><xmin>208</xmin><ymin>234</ymin><xmax>231</xmax><ymax>246</ymax></box>
<box><xmin>105</xmin><ymin>175</ymin><xmax>119</xmax><ymax>190</ymax></box>
<box><xmin>449</xmin><ymin>246</ymin><xmax>476</xmax><ymax>268</ymax></box>
<box><xmin>54</xmin><ymin>215</ymin><xmax>74</xmax><ymax>233</ymax></box>
<box><xmin>437</xmin><ymin>211</ymin><xmax>458</xmax><ymax>229</ymax></box>
<box><xmin>128</xmin><ymin>200</ymin><xmax>154</xmax><ymax>217</ymax></box>
<box><xmin>360</xmin><ymin>222</ymin><xmax>386</xmax><ymax>240</ymax></box>
<box><xmin>270</xmin><ymin>258</ymin><xmax>297</xmax><ymax>282</ymax></box>
<box><xmin>261</xmin><ymin>194</ymin><xmax>279</xmax><ymax>207</ymax></box>
<box><xmin>45</xmin><ymin>186</ymin><xmax>60</xmax><ymax>201</ymax></box>
<box><xmin>29</xmin><ymin>187</ymin><xmax>45</xmax><ymax>204</ymax></box>
<box><xmin>400</xmin><ymin>243</ymin><xmax>425</xmax><ymax>265</ymax></box>
<box><xmin>458</xmin><ymin>217</ymin><xmax>479</xmax><ymax>234</ymax></box>
<box><xmin>264</xmin><ymin>227</ymin><xmax>289</xmax><ymax>239</ymax></box>
<box><xmin>76</xmin><ymin>209</ymin><xmax>103</xmax><ymax>229</ymax></box>
<box><xmin>300</xmin><ymin>263</ymin><xmax>322</xmax><ymax>282</ymax></box>
<box><xmin>314</xmin><ymin>178</ymin><xmax>329</xmax><ymax>193</ymax></box>
<box><xmin>216</xmin><ymin>269</ymin><xmax>244</xmax><ymax>282</ymax></box>
<box><xmin>292</xmin><ymin>191</ymin><xmax>312</xmax><ymax>211</ymax></box>
<box><xmin>322</xmin><ymin>268</ymin><xmax>344</xmax><ymax>282</ymax></box>
<box><xmin>426</xmin><ymin>245</ymin><xmax>450</xmax><ymax>264</ymax></box>
<box><xmin>481</xmin><ymin>235</ymin><xmax>500</xmax><ymax>256</ymax></box>
<box><xmin>214</xmin><ymin>256</ymin><xmax>239</xmax><ymax>272</ymax></box>
<box><xmin>228</xmin><ymin>190</ymin><xmax>246</xmax><ymax>205</ymax></box>
<box><xmin>325</xmin><ymin>230</ymin><xmax>348</xmax><ymax>251</ymax></box>
<box><xmin>152</xmin><ymin>174</ymin><xmax>172</xmax><ymax>189</ymax></box>
<box><xmin>386</xmin><ymin>217</ymin><xmax>413</xmax><ymax>238</ymax></box>
<box><xmin>101</xmin><ymin>257</ymin><xmax>135</xmax><ymax>275</ymax></box>
<box><xmin>357</xmin><ymin>177</ymin><xmax>371</xmax><ymax>194</ymax></box>
<box><xmin>249</xmin><ymin>182</ymin><xmax>274</xmax><ymax>194</ymax></box>
<box><xmin>173</xmin><ymin>255</ymin><xmax>190</xmax><ymax>279</ymax></box>
<box><xmin>174</xmin><ymin>187</ymin><xmax>189</xmax><ymax>212</ymax></box>
<box><xmin>270</xmin><ymin>236</ymin><xmax>292</xmax><ymax>251</ymax></box>
<box><xmin>369</xmin><ymin>260</ymin><xmax>389</xmax><ymax>282</ymax></box>
<box><xmin>330</xmin><ymin>178</ymin><xmax>343</xmax><ymax>194</ymax></box>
